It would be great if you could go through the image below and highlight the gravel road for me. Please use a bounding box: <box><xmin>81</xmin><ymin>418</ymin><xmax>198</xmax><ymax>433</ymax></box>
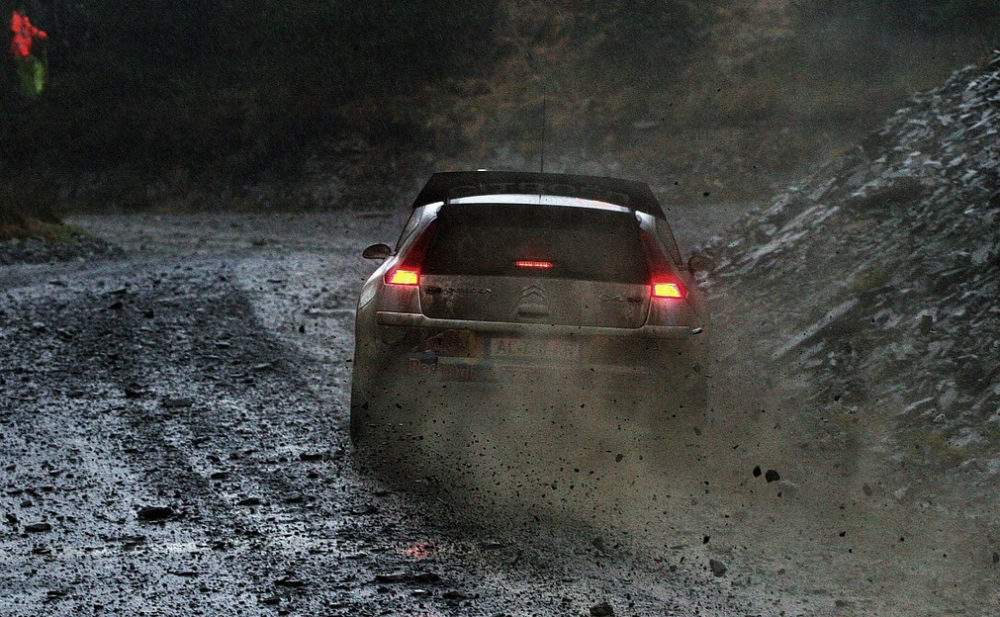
<box><xmin>1</xmin><ymin>211</ymin><xmax>995</xmax><ymax>616</ymax></box>
<box><xmin>0</xmin><ymin>212</ymin><xmax>754</xmax><ymax>617</ymax></box>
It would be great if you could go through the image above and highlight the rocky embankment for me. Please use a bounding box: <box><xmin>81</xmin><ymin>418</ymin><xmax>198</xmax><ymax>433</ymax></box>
<box><xmin>708</xmin><ymin>51</ymin><xmax>1000</xmax><ymax>471</ymax></box>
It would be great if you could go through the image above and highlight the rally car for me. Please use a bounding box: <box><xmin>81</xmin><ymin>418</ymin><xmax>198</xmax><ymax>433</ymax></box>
<box><xmin>350</xmin><ymin>171</ymin><xmax>710</xmax><ymax>446</ymax></box>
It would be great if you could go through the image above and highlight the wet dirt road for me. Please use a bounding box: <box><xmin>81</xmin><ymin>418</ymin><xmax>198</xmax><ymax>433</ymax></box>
<box><xmin>0</xmin><ymin>212</ymin><xmax>753</xmax><ymax>617</ymax></box>
<box><xmin>2</xmin><ymin>212</ymin><xmax>996</xmax><ymax>617</ymax></box>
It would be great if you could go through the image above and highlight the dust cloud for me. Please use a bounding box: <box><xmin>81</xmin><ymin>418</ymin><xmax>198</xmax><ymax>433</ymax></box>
<box><xmin>357</xmin><ymin>290</ymin><xmax>996</xmax><ymax>616</ymax></box>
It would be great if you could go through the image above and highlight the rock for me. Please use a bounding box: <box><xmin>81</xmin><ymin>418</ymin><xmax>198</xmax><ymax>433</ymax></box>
<box><xmin>123</xmin><ymin>383</ymin><xmax>145</xmax><ymax>398</ymax></box>
<box><xmin>24</xmin><ymin>522</ymin><xmax>52</xmax><ymax>533</ymax></box>
<box><xmin>590</xmin><ymin>600</ymin><xmax>615</xmax><ymax>616</ymax></box>
<box><xmin>4</xmin><ymin>512</ymin><xmax>18</xmax><ymax>526</ymax></box>
<box><xmin>764</xmin><ymin>469</ymin><xmax>781</xmax><ymax>482</ymax></box>
<box><xmin>374</xmin><ymin>571</ymin><xmax>441</xmax><ymax>585</ymax></box>
<box><xmin>862</xmin><ymin>483</ymin><xmax>873</xmax><ymax>496</ymax></box>
<box><xmin>275</xmin><ymin>577</ymin><xmax>306</xmax><ymax>588</ymax></box>
<box><xmin>137</xmin><ymin>506</ymin><xmax>175</xmax><ymax>522</ymax></box>
<box><xmin>237</xmin><ymin>497</ymin><xmax>263</xmax><ymax>507</ymax></box>
<box><xmin>709</xmin><ymin>558</ymin><xmax>728</xmax><ymax>577</ymax></box>
<box><xmin>298</xmin><ymin>452</ymin><xmax>324</xmax><ymax>462</ymax></box>
<box><xmin>412</xmin><ymin>572</ymin><xmax>442</xmax><ymax>584</ymax></box>
<box><xmin>374</xmin><ymin>572</ymin><xmax>408</xmax><ymax>584</ymax></box>
<box><xmin>161</xmin><ymin>397</ymin><xmax>193</xmax><ymax>409</ymax></box>
<box><xmin>752</xmin><ymin>465</ymin><xmax>762</xmax><ymax>477</ymax></box>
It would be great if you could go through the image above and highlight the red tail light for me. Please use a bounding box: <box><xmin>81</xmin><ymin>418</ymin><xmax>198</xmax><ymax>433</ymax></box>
<box><xmin>651</xmin><ymin>278</ymin><xmax>686</xmax><ymax>299</ymax></box>
<box><xmin>386</xmin><ymin>267</ymin><xmax>420</xmax><ymax>286</ymax></box>
<box><xmin>384</xmin><ymin>220</ymin><xmax>439</xmax><ymax>287</ymax></box>
<box><xmin>514</xmin><ymin>260</ymin><xmax>553</xmax><ymax>270</ymax></box>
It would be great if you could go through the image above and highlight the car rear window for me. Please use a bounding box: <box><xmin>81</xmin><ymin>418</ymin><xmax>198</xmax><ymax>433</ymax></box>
<box><xmin>421</xmin><ymin>204</ymin><xmax>648</xmax><ymax>283</ymax></box>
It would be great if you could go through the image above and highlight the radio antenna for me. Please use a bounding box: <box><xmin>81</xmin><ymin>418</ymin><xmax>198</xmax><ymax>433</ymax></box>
<box><xmin>540</xmin><ymin>94</ymin><xmax>546</xmax><ymax>173</ymax></box>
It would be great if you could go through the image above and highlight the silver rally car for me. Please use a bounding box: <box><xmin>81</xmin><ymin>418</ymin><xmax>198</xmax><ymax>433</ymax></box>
<box><xmin>350</xmin><ymin>171</ymin><xmax>710</xmax><ymax>446</ymax></box>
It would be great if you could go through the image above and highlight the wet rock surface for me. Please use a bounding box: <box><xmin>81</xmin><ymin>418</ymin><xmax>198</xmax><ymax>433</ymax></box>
<box><xmin>708</xmin><ymin>52</ymin><xmax>1000</xmax><ymax>464</ymax></box>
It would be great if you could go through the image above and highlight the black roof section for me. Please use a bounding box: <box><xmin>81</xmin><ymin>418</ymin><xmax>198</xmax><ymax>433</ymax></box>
<box><xmin>412</xmin><ymin>171</ymin><xmax>667</xmax><ymax>219</ymax></box>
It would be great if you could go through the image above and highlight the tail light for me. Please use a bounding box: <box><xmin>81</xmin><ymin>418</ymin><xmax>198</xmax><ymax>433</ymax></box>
<box><xmin>385</xmin><ymin>220</ymin><xmax>439</xmax><ymax>287</ymax></box>
<box><xmin>640</xmin><ymin>229</ymin><xmax>687</xmax><ymax>299</ymax></box>
<box><xmin>386</xmin><ymin>267</ymin><xmax>420</xmax><ymax>286</ymax></box>
<box><xmin>651</xmin><ymin>278</ymin><xmax>686</xmax><ymax>299</ymax></box>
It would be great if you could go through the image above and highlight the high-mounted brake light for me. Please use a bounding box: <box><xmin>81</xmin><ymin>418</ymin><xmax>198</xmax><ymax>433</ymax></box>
<box><xmin>386</xmin><ymin>267</ymin><xmax>420</xmax><ymax>286</ymax></box>
<box><xmin>651</xmin><ymin>279</ymin><xmax>686</xmax><ymax>299</ymax></box>
<box><xmin>514</xmin><ymin>260</ymin><xmax>554</xmax><ymax>269</ymax></box>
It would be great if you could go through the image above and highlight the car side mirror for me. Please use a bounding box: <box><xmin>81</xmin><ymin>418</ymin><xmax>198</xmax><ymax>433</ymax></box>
<box><xmin>687</xmin><ymin>253</ymin><xmax>714</xmax><ymax>274</ymax></box>
<box><xmin>362</xmin><ymin>243</ymin><xmax>392</xmax><ymax>260</ymax></box>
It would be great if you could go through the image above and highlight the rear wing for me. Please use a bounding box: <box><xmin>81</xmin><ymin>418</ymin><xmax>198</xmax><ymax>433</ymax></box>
<box><xmin>411</xmin><ymin>171</ymin><xmax>669</xmax><ymax>220</ymax></box>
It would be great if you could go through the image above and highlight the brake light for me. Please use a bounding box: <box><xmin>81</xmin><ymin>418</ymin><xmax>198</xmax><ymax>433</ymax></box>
<box><xmin>651</xmin><ymin>278</ymin><xmax>686</xmax><ymax>299</ymax></box>
<box><xmin>514</xmin><ymin>260</ymin><xmax>553</xmax><ymax>269</ymax></box>
<box><xmin>386</xmin><ymin>267</ymin><xmax>420</xmax><ymax>286</ymax></box>
<box><xmin>383</xmin><ymin>219</ymin><xmax>439</xmax><ymax>287</ymax></box>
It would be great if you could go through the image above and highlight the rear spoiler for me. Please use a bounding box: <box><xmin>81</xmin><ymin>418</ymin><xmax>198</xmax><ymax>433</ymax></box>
<box><xmin>411</xmin><ymin>171</ymin><xmax>668</xmax><ymax>220</ymax></box>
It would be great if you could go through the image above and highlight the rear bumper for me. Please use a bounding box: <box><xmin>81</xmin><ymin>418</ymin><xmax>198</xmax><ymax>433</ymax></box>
<box><xmin>352</xmin><ymin>313</ymin><xmax>708</xmax><ymax>440</ymax></box>
<box><xmin>375</xmin><ymin>311</ymin><xmax>701</xmax><ymax>339</ymax></box>
<box><xmin>363</xmin><ymin>311</ymin><xmax>706</xmax><ymax>389</ymax></box>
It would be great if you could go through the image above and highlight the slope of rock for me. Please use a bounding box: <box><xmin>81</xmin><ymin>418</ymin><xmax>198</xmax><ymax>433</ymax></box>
<box><xmin>708</xmin><ymin>51</ymin><xmax>1000</xmax><ymax>469</ymax></box>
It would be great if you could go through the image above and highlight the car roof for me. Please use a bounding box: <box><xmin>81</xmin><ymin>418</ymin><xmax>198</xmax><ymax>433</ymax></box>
<box><xmin>411</xmin><ymin>171</ymin><xmax>668</xmax><ymax>220</ymax></box>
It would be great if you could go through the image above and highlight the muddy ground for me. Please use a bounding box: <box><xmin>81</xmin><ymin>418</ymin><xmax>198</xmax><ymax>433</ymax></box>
<box><xmin>1</xmin><ymin>211</ymin><xmax>996</xmax><ymax>616</ymax></box>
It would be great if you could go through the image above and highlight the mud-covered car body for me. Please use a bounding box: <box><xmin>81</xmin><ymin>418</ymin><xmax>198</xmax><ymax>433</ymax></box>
<box><xmin>350</xmin><ymin>171</ymin><xmax>709</xmax><ymax>445</ymax></box>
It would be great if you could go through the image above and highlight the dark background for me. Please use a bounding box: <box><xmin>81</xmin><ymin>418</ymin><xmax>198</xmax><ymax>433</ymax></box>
<box><xmin>1</xmin><ymin>0</ymin><xmax>997</xmax><ymax>223</ymax></box>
